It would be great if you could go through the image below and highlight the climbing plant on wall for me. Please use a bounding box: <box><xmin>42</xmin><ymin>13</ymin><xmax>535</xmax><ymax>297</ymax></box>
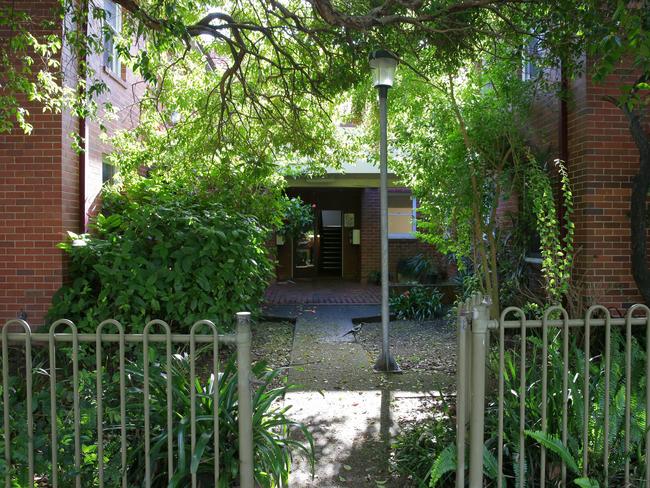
<box><xmin>525</xmin><ymin>158</ymin><xmax>575</xmax><ymax>304</ymax></box>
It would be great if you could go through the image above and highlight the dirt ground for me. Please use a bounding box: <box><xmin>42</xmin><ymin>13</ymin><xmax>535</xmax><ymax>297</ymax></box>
<box><xmin>355</xmin><ymin>318</ymin><xmax>456</xmax><ymax>377</ymax></box>
<box><xmin>250</xmin><ymin>320</ymin><xmax>295</xmax><ymax>369</ymax></box>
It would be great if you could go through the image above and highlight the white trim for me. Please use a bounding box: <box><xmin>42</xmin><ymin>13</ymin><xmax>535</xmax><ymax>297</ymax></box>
<box><xmin>388</xmin><ymin>194</ymin><xmax>417</xmax><ymax>239</ymax></box>
<box><xmin>103</xmin><ymin>0</ymin><xmax>122</xmax><ymax>76</ymax></box>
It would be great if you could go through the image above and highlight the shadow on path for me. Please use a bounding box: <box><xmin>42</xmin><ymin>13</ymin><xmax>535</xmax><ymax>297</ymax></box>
<box><xmin>282</xmin><ymin>305</ymin><xmax>454</xmax><ymax>487</ymax></box>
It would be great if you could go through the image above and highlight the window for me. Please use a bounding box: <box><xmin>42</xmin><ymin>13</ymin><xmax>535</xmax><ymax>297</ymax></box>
<box><xmin>103</xmin><ymin>0</ymin><xmax>122</xmax><ymax>76</ymax></box>
<box><xmin>388</xmin><ymin>193</ymin><xmax>416</xmax><ymax>239</ymax></box>
<box><xmin>102</xmin><ymin>157</ymin><xmax>116</xmax><ymax>184</ymax></box>
<box><xmin>522</xmin><ymin>37</ymin><xmax>542</xmax><ymax>81</ymax></box>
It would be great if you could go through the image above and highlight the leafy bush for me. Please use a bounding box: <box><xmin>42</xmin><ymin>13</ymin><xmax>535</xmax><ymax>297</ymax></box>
<box><xmin>367</xmin><ymin>270</ymin><xmax>381</xmax><ymax>286</ymax></box>
<box><xmin>48</xmin><ymin>185</ymin><xmax>273</xmax><ymax>332</ymax></box>
<box><xmin>397</xmin><ymin>254</ymin><xmax>441</xmax><ymax>284</ymax></box>
<box><xmin>281</xmin><ymin>197</ymin><xmax>314</xmax><ymax>238</ymax></box>
<box><xmin>389</xmin><ymin>287</ymin><xmax>444</xmax><ymax>321</ymax></box>
<box><xmin>490</xmin><ymin>329</ymin><xmax>646</xmax><ymax>486</ymax></box>
<box><xmin>125</xmin><ymin>354</ymin><xmax>313</xmax><ymax>487</ymax></box>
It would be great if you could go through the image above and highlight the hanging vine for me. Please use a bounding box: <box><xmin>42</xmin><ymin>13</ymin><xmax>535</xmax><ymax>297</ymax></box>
<box><xmin>526</xmin><ymin>158</ymin><xmax>575</xmax><ymax>304</ymax></box>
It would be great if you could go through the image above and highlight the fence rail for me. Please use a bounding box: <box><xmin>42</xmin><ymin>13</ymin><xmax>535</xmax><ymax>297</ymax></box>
<box><xmin>0</xmin><ymin>313</ymin><xmax>255</xmax><ymax>488</ymax></box>
<box><xmin>457</xmin><ymin>294</ymin><xmax>650</xmax><ymax>488</ymax></box>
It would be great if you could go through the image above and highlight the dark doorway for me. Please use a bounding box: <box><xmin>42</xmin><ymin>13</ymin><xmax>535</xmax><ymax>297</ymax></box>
<box><xmin>319</xmin><ymin>210</ymin><xmax>342</xmax><ymax>276</ymax></box>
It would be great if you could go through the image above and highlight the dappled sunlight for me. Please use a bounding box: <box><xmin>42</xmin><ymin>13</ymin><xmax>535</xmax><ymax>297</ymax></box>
<box><xmin>286</xmin><ymin>388</ymin><xmax>442</xmax><ymax>487</ymax></box>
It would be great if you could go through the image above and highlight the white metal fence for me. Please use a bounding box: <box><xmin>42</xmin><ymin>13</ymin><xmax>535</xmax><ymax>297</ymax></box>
<box><xmin>457</xmin><ymin>294</ymin><xmax>650</xmax><ymax>487</ymax></box>
<box><xmin>0</xmin><ymin>312</ymin><xmax>255</xmax><ymax>488</ymax></box>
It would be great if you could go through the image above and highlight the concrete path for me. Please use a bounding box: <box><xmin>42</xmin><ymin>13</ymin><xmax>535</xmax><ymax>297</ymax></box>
<box><xmin>265</xmin><ymin>305</ymin><xmax>452</xmax><ymax>488</ymax></box>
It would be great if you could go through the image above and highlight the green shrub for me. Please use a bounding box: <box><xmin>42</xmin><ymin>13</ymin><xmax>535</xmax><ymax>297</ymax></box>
<box><xmin>389</xmin><ymin>287</ymin><xmax>444</xmax><ymax>321</ymax></box>
<box><xmin>367</xmin><ymin>270</ymin><xmax>381</xmax><ymax>286</ymax></box>
<box><xmin>125</xmin><ymin>354</ymin><xmax>313</xmax><ymax>487</ymax></box>
<box><xmin>47</xmin><ymin>186</ymin><xmax>273</xmax><ymax>332</ymax></box>
<box><xmin>396</xmin><ymin>254</ymin><xmax>441</xmax><ymax>284</ymax></box>
<box><xmin>281</xmin><ymin>197</ymin><xmax>314</xmax><ymax>238</ymax></box>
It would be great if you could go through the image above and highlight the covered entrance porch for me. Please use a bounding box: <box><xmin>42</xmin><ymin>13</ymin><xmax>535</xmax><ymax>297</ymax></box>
<box><xmin>275</xmin><ymin>187</ymin><xmax>363</xmax><ymax>282</ymax></box>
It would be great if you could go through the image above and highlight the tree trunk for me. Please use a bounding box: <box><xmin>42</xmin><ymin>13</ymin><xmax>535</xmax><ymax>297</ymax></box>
<box><xmin>623</xmin><ymin>108</ymin><xmax>650</xmax><ymax>304</ymax></box>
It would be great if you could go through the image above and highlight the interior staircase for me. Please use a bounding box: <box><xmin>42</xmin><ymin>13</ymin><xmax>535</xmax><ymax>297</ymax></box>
<box><xmin>319</xmin><ymin>227</ymin><xmax>342</xmax><ymax>276</ymax></box>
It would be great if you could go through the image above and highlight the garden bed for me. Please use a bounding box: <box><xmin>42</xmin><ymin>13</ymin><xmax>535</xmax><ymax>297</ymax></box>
<box><xmin>250</xmin><ymin>320</ymin><xmax>294</xmax><ymax>371</ymax></box>
<box><xmin>356</xmin><ymin>318</ymin><xmax>456</xmax><ymax>375</ymax></box>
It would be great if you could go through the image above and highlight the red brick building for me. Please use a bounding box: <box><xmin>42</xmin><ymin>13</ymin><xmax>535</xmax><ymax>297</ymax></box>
<box><xmin>0</xmin><ymin>0</ymin><xmax>141</xmax><ymax>325</ymax></box>
<box><xmin>275</xmin><ymin>160</ymin><xmax>449</xmax><ymax>284</ymax></box>
<box><xmin>530</xmin><ymin>61</ymin><xmax>649</xmax><ymax>309</ymax></box>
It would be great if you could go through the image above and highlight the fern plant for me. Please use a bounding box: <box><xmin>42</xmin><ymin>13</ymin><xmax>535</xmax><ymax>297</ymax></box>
<box><xmin>394</xmin><ymin>328</ymin><xmax>647</xmax><ymax>487</ymax></box>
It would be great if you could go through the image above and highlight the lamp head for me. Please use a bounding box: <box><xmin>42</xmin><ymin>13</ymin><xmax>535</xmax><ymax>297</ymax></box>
<box><xmin>369</xmin><ymin>49</ymin><xmax>398</xmax><ymax>88</ymax></box>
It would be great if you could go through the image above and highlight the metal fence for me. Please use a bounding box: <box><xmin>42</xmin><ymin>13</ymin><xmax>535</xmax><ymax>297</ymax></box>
<box><xmin>457</xmin><ymin>293</ymin><xmax>650</xmax><ymax>487</ymax></box>
<box><xmin>0</xmin><ymin>312</ymin><xmax>255</xmax><ymax>488</ymax></box>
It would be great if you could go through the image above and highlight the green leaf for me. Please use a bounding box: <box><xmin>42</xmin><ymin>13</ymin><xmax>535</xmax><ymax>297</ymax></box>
<box><xmin>574</xmin><ymin>478</ymin><xmax>600</xmax><ymax>488</ymax></box>
<box><xmin>190</xmin><ymin>431</ymin><xmax>213</xmax><ymax>474</ymax></box>
<box><xmin>429</xmin><ymin>444</ymin><xmax>456</xmax><ymax>487</ymax></box>
<box><xmin>524</xmin><ymin>430</ymin><xmax>579</xmax><ymax>475</ymax></box>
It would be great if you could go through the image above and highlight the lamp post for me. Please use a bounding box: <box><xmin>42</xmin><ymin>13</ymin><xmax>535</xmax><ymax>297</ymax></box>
<box><xmin>370</xmin><ymin>49</ymin><xmax>400</xmax><ymax>373</ymax></box>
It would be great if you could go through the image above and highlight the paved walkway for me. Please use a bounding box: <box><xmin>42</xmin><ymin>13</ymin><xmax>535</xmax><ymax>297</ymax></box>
<box><xmin>263</xmin><ymin>305</ymin><xmax>453</xmax><ymax>487</ymax></box>
<box><xmin>264</xmin><ymin>280</ymin><xmax>381</xmax><ymax>305</ymax></box>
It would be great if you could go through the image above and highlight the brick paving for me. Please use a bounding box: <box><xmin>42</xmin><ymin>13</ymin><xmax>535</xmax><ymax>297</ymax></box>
<box><xmin>264</xmin><ymin>279</ymin><xmax>381</xmax><ymax>305</ymax></box>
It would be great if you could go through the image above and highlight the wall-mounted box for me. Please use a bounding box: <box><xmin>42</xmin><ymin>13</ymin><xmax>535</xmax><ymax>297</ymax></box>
<box><xmin>276</xmin><ymin>234</ymin><xmax>285</xmax><ymax>246</ymax></box>
<box><xmin>352</xmin><ymin>229</ymin><xmax>361</xmax><ymax>245</ymax></box>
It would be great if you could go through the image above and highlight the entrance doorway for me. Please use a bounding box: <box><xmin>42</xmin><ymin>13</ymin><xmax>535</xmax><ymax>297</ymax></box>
<box><xmin>319</xmin><ymin>210</ymin><xmax>342</xmax><ymax>277</ymax></box>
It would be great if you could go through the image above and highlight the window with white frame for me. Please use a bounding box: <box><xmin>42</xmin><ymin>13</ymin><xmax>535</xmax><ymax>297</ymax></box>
<box><xmin>522</xmin><ymin>37</ymin><xmax>542</xmax><ymax>81</ymax></box>
<box><xmin>388</xmin><ymin>193</ymin><xmax>417</xmax><ymax>239</ymax></box>
<box><xmin>103</xmin><ymin>0</ymin><xmax>122</xmax><ymax>76</ymax></box>
<box><xmin>102</xmin><ymin>155</ymin><xmax>117</xmax><ymax>184</ymax></box>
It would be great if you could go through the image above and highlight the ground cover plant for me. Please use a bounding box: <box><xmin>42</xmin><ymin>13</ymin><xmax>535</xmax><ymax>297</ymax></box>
<box><xmin>389</xmin><ymin>287</ymin><xmax>444</xmax><ymax>321</ymax></box>
<box><xmin>392</xmin><ymin>326</ymin><xmax>648</xmax><ymax>487</ymax></box>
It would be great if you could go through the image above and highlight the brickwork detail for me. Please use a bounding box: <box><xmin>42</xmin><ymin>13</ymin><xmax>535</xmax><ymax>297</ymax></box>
<box><xmin>360</xmin><ymin>188</ymin><xmax>449</xmax><ymax>283</ymax></box>
<box><xmin>530</xmin><ymin>63</ymin><xmax>650</xmax><ymax>309</ymax></box>
<box><xmin>0</xmin><ymin>2</ymin><xmax>142</xmax><ymax>325</ymax></box>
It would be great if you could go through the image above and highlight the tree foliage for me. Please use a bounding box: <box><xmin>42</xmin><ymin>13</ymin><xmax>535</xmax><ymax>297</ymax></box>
<box><xmin>378</xmin><ymin>52</ymin><xmax>537</xmax><ymax>314</ymax></box>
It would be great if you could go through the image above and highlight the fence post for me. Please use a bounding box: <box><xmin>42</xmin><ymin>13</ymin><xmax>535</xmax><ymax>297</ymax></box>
<box><xmin>236</xmin><ymin>312</ymin><xmax>255</xmax><ymax>488</ymax></box>
<box><xmin>456</xmin><ymin>301</ymin><xmax>469</xmax><ymax>488</ymax></box>
<box><xmin>468</xmin><ymin>297</ymin><xmax>490</xmax><ymax>487</ymax></box>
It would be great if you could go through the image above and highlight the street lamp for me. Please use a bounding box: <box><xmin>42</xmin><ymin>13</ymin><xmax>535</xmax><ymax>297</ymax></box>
<box><xmin>370</xmin><ymin>49</ymin><xmax>401</xmax><ymax>373</ymax></box>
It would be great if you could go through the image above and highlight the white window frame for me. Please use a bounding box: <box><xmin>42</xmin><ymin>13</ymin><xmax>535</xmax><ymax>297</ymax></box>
<box><xmin>102</xmin><ymin>155</ymin><xmax>118</xmax><ymax>184</ymax></box>
<box><xmin>103</xmin><ymin>0</ymin><xmax>122</xmax><ymax>76</ymax></box>
<box><xmin>388</xmin><ymin>194</ymin><xmax>417</xmax><ymax>239</ymax></box>
<box><xmin>522</xmin><ymin>37</ymin><xmax>541</xmax><ymax>82</ymax></box>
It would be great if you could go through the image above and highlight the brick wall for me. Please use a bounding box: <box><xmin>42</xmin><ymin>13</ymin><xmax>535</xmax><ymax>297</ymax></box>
<box><xmin>567</xmin><ymin>64</ymin><xmax>647</xmax><ymax>309</ymax></box>
<box><xmin>528</xmin><ymin>60</ymin><xmax>649</xmax><ymax>309</ymax></box>
<box><xmin>84</xmin><ymin>10</ymin><xmax>142</xmax><ymax>223</ymax></box>
<box><xmin>360</xmin><ymin>188</ymin><xmax>449</xmax><ymax>282</ymax></box>
<box><xmin>0</xmin><ymin>2</ymin><xmax>142</xmax><ymax>326</ymax></box>
<box><xmin>0</xmin><ymin>0</ymin><xmax>69</xmax><ymax>325</ymax></box>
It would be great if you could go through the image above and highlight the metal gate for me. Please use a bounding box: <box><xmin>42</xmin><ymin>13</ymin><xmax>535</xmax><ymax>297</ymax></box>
<box><xmin>0</xmin><ymin>313</ymin><xmax>255</xmax><ymax>488</ymax></box>
<box><xmin>457</xmin><ymin>293</ymin><xmax>650</xmax><ymax>487</ymax></box>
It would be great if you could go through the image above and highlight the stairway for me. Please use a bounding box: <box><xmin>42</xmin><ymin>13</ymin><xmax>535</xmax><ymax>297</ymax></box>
<box><xmin>319</xmin><ymin>227</ymin><xmax>342</xmax><ymax>275</ymax></box>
